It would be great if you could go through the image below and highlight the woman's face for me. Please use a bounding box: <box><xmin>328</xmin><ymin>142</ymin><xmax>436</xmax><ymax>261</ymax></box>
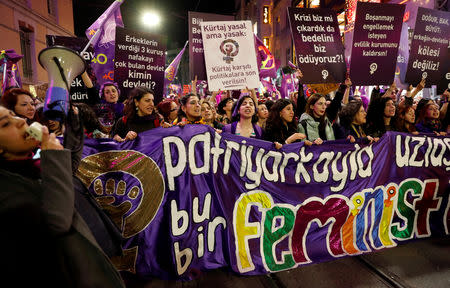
<box><xmin>103</xmin><ymin>85</ymin><xmax>119</xmax><ymax>103</ymax></box>
<box><xmin>201</xmin><ymin>103</ymin><xmax>213</xmax><ymax>121</ymax></box>
<box><xmin>0</xmin><ymin>107</ymin><xmax>39</xmax><ymax>159</ymax></box>
<box><xmin>169</xmin><ymin>101</ymin><xmax>178</xmax><ymax>121</ymax></box>
<box><xmin>47</xmin><ymin>120</ymin><xmax>61</xmax><ymax>132</ymax></box>
<box><xmin>238</xmin><ymin>97</ymin><xmax>255</xmax><ymax>119</ymax></box>
<box><xmin>224</xmin><ymin>99</ymin><xmax>233</xmax><ymax>112</ymax></box>
<box><xmin>311</xmin><ymin>97</ymin><xmax>327</xmax><ymax>118</ymax></box>
<box><xmin>384</xmin><ymin>100</ymin><xmax>396</xmax><ymax>118</ymax></box>
<box><xmin>280</xmin><ymin>104</ymin><xmax>295</xmax><ymax>124</ymax></box>
<box><xmin>352</xmin><ymin>105</ymin><xmax>367</xmax><ymax>125</ymax></box>
<box><xmin>257</xmin><ymin>104</ymin><xmax>268</xmax><ymax>120</ymax></box>
<box><xmin>183</xmin><ymin>96</ymin><xmax>201</xmax><ymax>120</ymax></box>
<box><xmin>425</xmin><ymin>103</ymin><xmax>439</xmax><ymax>119</ymax></box>
<box><xmin>135</xmin><ymin>93</ymin><xmax>155</xmax><ymax>116</ymax></box>
<box><xmin>404</xmin><ymin>107</ymin><xmax>415</xmax><ymax>124</ymax></box>
<box><xmin>14</xmin><ymin>94</ymin><xmax>36</xmax><ymax>120</ymax></box>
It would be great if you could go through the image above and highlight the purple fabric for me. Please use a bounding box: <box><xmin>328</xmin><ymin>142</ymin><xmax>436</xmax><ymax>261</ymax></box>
<box><xmin>1</xmin><ymin>49</ymin><xmax>23</xmax><ymax>94</ymax></box>
<box><xmin>254</xmin><ymin>36</ymin><xmax>277</xmax><ymax>79</ymax></box>
<box><xmin>79</xmin><ymin>128</ymin><xmax>449</xmax><ymax>280</ymax></box>
<box><xmin>164</xmin><ymin>42</ymin><xmax>188</xmax><ymax>95</ymax></box>
<box><xmin>85</xmin><ymin>0</ymin><xmax>124</xmax><ymax>86</ymax></box>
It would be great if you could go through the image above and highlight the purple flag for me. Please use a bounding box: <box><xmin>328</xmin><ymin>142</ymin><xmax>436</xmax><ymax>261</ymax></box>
<box><xmin>85</xmin><ymin>0</ymin><xmax>124</xmax><ymax>86</ymax></box>
<box><xmin>0</xmin><ymin>49</ymin><xmax>23</xmax><ymax>95</ymax></box>
<box><xmin>164</xmin><ymin>41</ymin><xmax>188</xmax><ymax>95</ymax></box>
<box><xmin>280</xmin><ymin>72</ymin><xmax>296</xmax><ymax>99</ymax></box>
<box><xmin>255</xmin><ymin>36</ymin><xmax>277</xmax><ymax>79</ymax></box>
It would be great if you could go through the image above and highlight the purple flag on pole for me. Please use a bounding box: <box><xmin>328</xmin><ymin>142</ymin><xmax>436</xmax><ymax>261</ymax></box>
<box><xmin>280</xmin><ymin>72</ymin><xmax>296</xmax><ymax>99</ymax></box>
<box><xmin>85</xmin><ymin>0</ymin><xmax>124</xmax><ymax>86</ymax></box>
<box><xmin>254</xmin><ymin>36</ymin><xmax>277</xmax><ymax>79</ymax></box>
<box><xmin>0</xmin><ymin>49</ymin><xmax>23</xmax><ymax>95</ymax></box>
<box><xmin>164</xmin><ymin>41</ymin><xmax>188</xmax><ymax>95</ymax></box>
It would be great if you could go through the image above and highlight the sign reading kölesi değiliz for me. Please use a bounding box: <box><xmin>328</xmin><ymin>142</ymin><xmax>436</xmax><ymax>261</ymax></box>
<box><xmin>200</xmin><ymin>20</ymin><xmax>260</xmax><ymax>91</ymax></box>
<box><xmin>349</xmin><ymin>2</ymin><xmax>405</xmax><ymax>86</ymax></box>
<box><xmin>405</xmin><ymin>8</ymin><xmax>450</xmax><ymax>87</ymax></box>
<box><xmin>287</xmin><ymin>7</ymin><xmax>346</xmax><ymax>84</ymax></box>
<box><xmin>188</xmin><ymin>11</ymin><xmax>234</xmax><ymax>81</ymax></box>
<box><xmin>114</xmin><ymin>27</ymin><xmax>166</xmax><ymax>104</ymax></box>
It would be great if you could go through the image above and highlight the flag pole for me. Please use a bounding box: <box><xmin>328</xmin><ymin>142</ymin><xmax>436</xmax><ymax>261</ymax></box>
<box><xmin>81</xmin><ymin>28</ymin><xmax>101</xmax><ymax>54</ymax></box>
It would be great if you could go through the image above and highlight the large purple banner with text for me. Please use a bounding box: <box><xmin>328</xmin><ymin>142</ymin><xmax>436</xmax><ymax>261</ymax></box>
<box><xmin>405</xmin><ymin>8</ymin><xmax>450</xmax><ymax>87</ymax></box>
<box><xmin>114</xmin><ymin>27</ymin><xmax>166</xmax><ymax>103</ymax></box>
<box><xmin>77</xmin><ymin>127</ymin><xmax>450</xmax><ymax>280</ymax></box>
<box><xmin>288</xmin><ymin>7</ymin><xmax>346</xmax><ymax>84</ymax></box>
<box><xmin>188</xmin><ymin>11</ymin><xmax>234</xmax><ymax>81</ymax></box>
<box><xmin>350</xmin><ymin>2</ymin><xmax>405</xmax><ymax>85</ymax></box>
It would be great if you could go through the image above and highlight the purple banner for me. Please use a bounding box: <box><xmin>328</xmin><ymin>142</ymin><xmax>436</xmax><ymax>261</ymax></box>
<box><xmin>349</xmin><ymin>2</ymin><xmax>405</xmax><ymax>85</ymax></box>
<box><xmin>114</xmin><ymin>27</ymin><xmax>166</xmax><ymax>104</ymax></box>
<box><xmin>188</xmin><ymin>11</ymin><xmax>234</xmax><ymax>81</ymax></box>
<box><xmin>405</xmin><ymin>8</ymin><xmax>450</xmax><ymax>87</ymax></box>
<box><xmin>288</xmin><ymin>7</ymin><xmax>346</xmax><ymax>84</ymax></box>
<box><xmin>46</xmin><ymin>35</ymin><xmax>97</xmax><ymax>104</ymax></box>
<box><xmin>85</xmin><ymin>0</ymin><xmax>124</xmax><ymax>86</ymax></box>
<box><xmin>77</xmin><ymin>127</ymin><xmax>449</xmax><ymax>280</ymax></box>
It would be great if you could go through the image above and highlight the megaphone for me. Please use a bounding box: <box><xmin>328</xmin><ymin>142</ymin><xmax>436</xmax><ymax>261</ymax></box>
<box><xmin>38</xmin><ymin>46</ymin><xmax>86</xmax><ymax>121</ymax></box>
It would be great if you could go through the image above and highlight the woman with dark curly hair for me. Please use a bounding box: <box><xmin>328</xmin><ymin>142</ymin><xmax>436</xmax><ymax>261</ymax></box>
<box><xmin>112</xmin><ymin>87</ymin><xmax>162</xmax><ymax>142</ymax></box>
<box><xmin>173</xmin><ymin>93</ymin><xmax>204</xmax><ymax>125</ymax></box>
<box><xmin>0</xmin><ymin>87</ymin><xmax>36</xmax><ymax>124</ymax></box>
<box><xmin>216</xmin><ymin>97</ymin><xmax>234</xmax><ymax>125</ymax></box>
<box><xmin>264</xmin><ymin>99</ymin><xmax>306</xmax><ymax>148</ymax></box>
<box><xmin>334</xmin><ymin>100</ymin><xmax>378</xmax><ymax>143</ymax></box>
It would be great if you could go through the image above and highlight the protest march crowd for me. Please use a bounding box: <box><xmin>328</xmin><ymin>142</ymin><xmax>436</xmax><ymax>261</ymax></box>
<box><xmin>0</xmin><ymin>1</ymin><xmax>449</xmax><ymax>287</ymax></box>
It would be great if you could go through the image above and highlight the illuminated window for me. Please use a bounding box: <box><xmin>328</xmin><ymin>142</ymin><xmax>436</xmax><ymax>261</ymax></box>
<box><xmin>263</xmin><ymin>37</ymin><xmax>270</xmax><ymax>50</ymax></box>
<box><xmin>263</xmin><ymin>6</ymin><xmax>270</xmax><ymax>24</ymax></box>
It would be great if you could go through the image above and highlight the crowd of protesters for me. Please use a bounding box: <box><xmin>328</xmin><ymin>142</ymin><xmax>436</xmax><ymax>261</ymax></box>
<box><xmin>0</xmin><ymin>67</ymin><xmax>448</xmax><ymax>287</ymax></box>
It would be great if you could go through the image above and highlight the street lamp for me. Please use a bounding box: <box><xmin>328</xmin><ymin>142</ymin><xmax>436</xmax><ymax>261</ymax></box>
<box><xmin>142</xmin><ymin>11</ymin><xmax>161</xmax><ymax>28</ymax></box>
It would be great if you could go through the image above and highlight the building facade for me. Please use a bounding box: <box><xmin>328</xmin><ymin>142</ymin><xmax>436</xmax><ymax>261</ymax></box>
<box><xmin>0</xmin><ymin>0</ymin><xmax>75</xmax><ymax>94</ymax></box>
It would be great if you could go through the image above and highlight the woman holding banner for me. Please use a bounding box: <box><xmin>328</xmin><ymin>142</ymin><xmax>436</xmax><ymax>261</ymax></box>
<box><xmin>173</xmin><ymin>93</ymin><xmax>204</xmax><ymax>125</ymax></box>
<box><xmin>222</xmin><ymin>94</ymin><xmax>262</xmax><ymax>139</ymax></box>
<box><xmin>264</xmin><ymin>99</ymin><xmax>306</xmax><ymax>148</ymax></box>
<box><xmin>297</xmin><ymin>94</ymin><xmax>335</xmax><ymax>145</ymax></box>
<box><xmin>112</xmin><ymin>87</ymin><xmax>162</xmax><ymax>142</ymax></box>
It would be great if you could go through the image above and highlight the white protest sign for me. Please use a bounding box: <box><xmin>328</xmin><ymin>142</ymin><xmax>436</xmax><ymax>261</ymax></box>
<box><xmin>200</xmin><ymin>20</ymin><xmax>259</xmax><ymax>91</ymax></box>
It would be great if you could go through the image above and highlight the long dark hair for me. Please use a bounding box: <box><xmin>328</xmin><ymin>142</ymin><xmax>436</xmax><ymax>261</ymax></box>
<box><xmin>266</xmin><ymin>99</ymin><xmax>297</xmax><ymax>131</ymax></box>
<box><xmin>231</xmin><ymin>95</ymin><xmax>258</xmax><ymax>123</ymax></box>
<box><xmin>366</xmin><ymin>97</ymin><xmax>395</xmax><ymax>134</ymax></box>
<box><xmin>176</xmin><ymin>93</ymin><xmax>201</xmax><ymax>122</ymax></box>
<box><xmin>338</xmin><ymin>100</ymin><xmax>363</xmax><ymax>128</ymax></box>
<box><xmin>123</xmin><ymin>87</ymin><xmax>154</xmax><ymax>121</ymax></box>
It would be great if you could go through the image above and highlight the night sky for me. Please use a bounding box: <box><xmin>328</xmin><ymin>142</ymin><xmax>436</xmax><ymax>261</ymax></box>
<box><xmin>73</xmin><ymin>0</ymin><xmax>236</xmax><ymax>49</ymax></box>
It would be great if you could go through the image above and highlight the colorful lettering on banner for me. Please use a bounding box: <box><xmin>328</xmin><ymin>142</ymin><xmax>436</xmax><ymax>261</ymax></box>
<box><xmin>77</xmin><ymin>126</ymin><xmax>450</xmax><ymax>279</ymax></box>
